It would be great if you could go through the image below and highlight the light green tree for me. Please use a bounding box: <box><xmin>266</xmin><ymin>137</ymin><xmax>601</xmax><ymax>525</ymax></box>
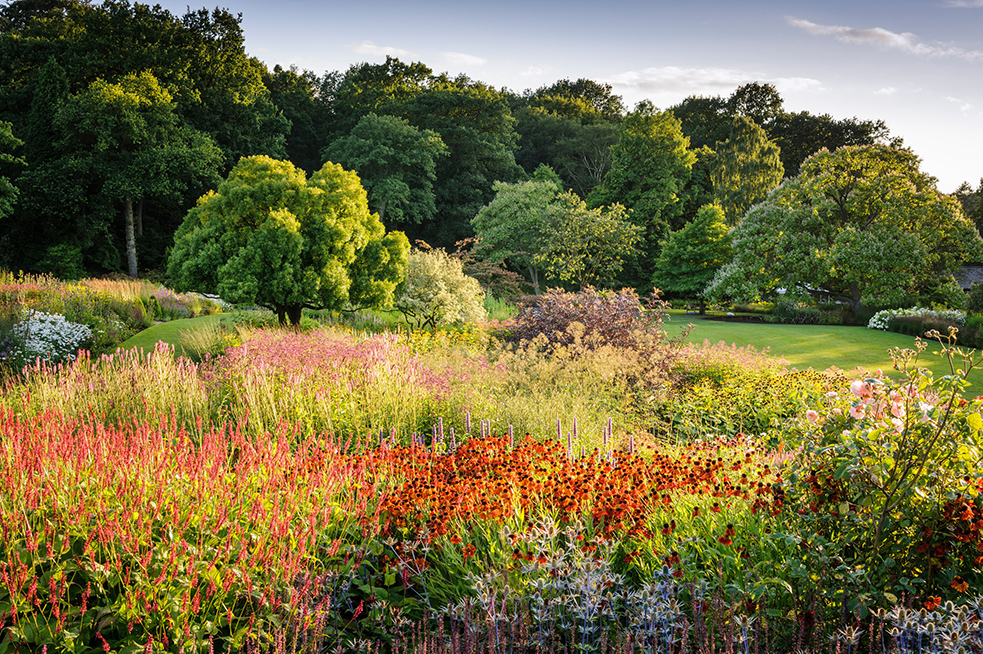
<box><xmin>167</xmin><ymin>156</ymin><xmax>409</xmax><ymax>325</ymax></box>
<box><xmin>322</xmin><ymin>113</ymin><xmax>448</xmax><ymax>227</ymax></box>
<box><xmin>706</xmin><ymin>145</ymin><xmax>983</xmax><ymax>315</ymax></box>
<box><xmin>396</xmin><ymin>247</ymin><xmax>487</xmax><ymax>329</ymax></box>
<box><xmin>653</xmin><ymin>204</ymin><xmax>732</xmax><ymax>313</ymax></box>
<box><xmin>537</xmin><ymin>191</ymin><xmax>642</xmax><ymax>289</ymax></box>
<box><xmin>58</xmin><ymin>71</ymin><xmax>223</xmax><ymax>277</ymax></box>
<box><xmin>711</xmin><ymin>116</ymin><xmax>784</xmax><ymax>225</ymax></box>
<box><xmin>471</xmin><ymin>174</ymin><xmax>562</xmax><ymax>294</ymax></box>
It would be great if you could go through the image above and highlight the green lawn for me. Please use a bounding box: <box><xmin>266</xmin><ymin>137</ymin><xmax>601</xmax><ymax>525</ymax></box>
<box><xmin>119</xmin><ymin>313</ymin><xmax>233</xmax><ymax>357</ymax></box>
<box><xmin>666</xmin><ymin>310</ymin><xmax>983</xmax><ymax>393</ymax></box>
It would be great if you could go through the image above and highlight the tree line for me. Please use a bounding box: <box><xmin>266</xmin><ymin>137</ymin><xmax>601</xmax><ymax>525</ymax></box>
<box><xmin>2</xmin><ymin>0</ymin><xmax>982</xmax><ymax>316</ymax></box>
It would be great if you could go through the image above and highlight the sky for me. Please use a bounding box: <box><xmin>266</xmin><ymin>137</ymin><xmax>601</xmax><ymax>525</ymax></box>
<box><xmin>152</xmin><ymin>0</ymin><xmax>983</xmax><ymax>192</ymax></box>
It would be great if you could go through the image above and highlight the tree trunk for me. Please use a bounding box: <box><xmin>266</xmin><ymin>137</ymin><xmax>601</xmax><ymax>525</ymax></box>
<box><xmin>528</xmin><ymin>265</ymin><xmax>541</xmax><ymax>295</ymax></box>
<box><xmin>699</xmin><ymin>299</ymin><xmax>706</xmax><ymax>315</ymax></box>
<box><xmin>124</xmin><ymin>194</ymin><xmax>138</xmax><ymax>277</ymax></box>
<box><xmin>275</xmin><ymin>304</ymin><xmax>304</xmax><ymax>326</ymax></box>
<box><xmin>136</xmin><ymin>199</ymin><xmax>143</xmax><ymax>236</ymax></box>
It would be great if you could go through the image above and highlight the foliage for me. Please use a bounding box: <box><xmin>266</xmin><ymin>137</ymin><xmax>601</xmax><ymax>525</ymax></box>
<box><xmin>710</xmin><ymin>116</ymin><xmax>784</xmax><ymax>225</ymax></box>
<box><xmin>537</xmin><ymin>192</ymin><xmax>642</xmax><ymax>289</ymax></box>
<box><xmin>781</xmin><ymin>333</ymin><xmax>983</xmax><ymax>610</ymax></box>
<box><xmin>868</xmin><ymin>306</ymin><xmax>965</xmax><ymax>331</ymax></box>
<box><xmin>653</xmin><ymin>204</ymin><xmax>732</xmax><ymax>301</ymax></box>
<box><xmin>167</xmin><ymin>156</ymin><xmax>410</xmax><ymax>326</ymax></box>
<box><xmin>969</xmin><ymin>282</ymin><xmax>983</xmax><ymax>315</ymax></box>
<box><xmin>955</xmin><ymin>178</ymin><xmax>983</xmax><ymax>236</ymax></box>
<box><xmin>706</xmin><ymin>145</ymin><xmax>983</xmax><ymax>316</ymax></box>
<box><xmin>396</xmin><ymin>248</ymin><xmax>487</xmax><ymax>329</ymax></box>
<box><xmin>0</xmin><ymin>120</ymin><xmax>22</xmax><ymax>220</ymax></box>
<box><xmin>322</xmin><ymin>112</ymin><xmax>448</xmax><ymax>227</ymax></box>
<box><xmin>508</xmin><ymin>287</ymin><xmax>670</xmax><ymax>351</ymax></box>
<box><xmin>659</xmin><ymin>340</ymin><xmax>843</xmax><ymax>441</ymax></box>
<box><xmin>0</xmin><ymin>2</ymin><xmax>290</xmax><ymax>274</ymax></box>
<box><xmin>57</xmin><ymin>70</ymin><xmax>224</xmax><ymax>276</ymax></box>
<box><xmin>587</xmin><ymin>102</ymin><xmax>697</xmax><ymax>289</ymax></box>
<box><xmin>471</xmin><ymin>178</ymin><xmax>561</xmax><ymax>294</ymax></box>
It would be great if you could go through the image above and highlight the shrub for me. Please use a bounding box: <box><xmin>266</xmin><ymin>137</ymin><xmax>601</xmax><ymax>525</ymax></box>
<box><xmin>968</xmin><ymin>282</ymin><xmax>983</xmax><ymax>315</ymax></box>
<box><xmin>508</xmin><ymin>287</ymin><xmax>669</xmax><ymax>350</ymax></box>
<box><xmin>780</xmin><ymin>333</ymin><xmax>983</xmax><ymax>611</ymax></box>
<box><xmin>867</xmin><ymin>306</ymin><xmax>965</xmax><ymax>331</ymax></box>
<box><xmin>397</xmin><ymin>248</ymin><xmax>487</xmax><ymax>329</ymax></box>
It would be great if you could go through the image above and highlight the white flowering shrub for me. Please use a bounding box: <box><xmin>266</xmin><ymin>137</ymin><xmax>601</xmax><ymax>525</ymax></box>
<box><xmin>7</xmin><ymin>310</ymin><xmax>92</xmax><ymax>365</ymax></box>
<box><xmin>867</xmin><ymin>306</ymin><xmax>965</xmax><ymax>330</ymax></box>
<box><xmin>396</xmin><ymin>248</ymin><xmax>487</xmax><ymax>329</ymax></box>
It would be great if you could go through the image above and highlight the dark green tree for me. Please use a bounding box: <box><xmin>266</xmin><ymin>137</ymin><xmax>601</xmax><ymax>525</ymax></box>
<box><xmin>587</xmin><ymin>101</ymin><xmax>696</xmax><ymax>288</ymax></box>
<box><xmin>168</xmin><ymin>156</ymin><xmax>409</xmax><ymax>325</ymax></box>
<box><xmin>58</xmin><ymin>70</ymin><xmax>223</xmax><ymax>277</ymax></box>
<box><xmin>0</xmin><ymin>120</ymin><xmax>23</xmax><ymax>220</ymax></box>
<box><xmin>955</xmin><ymin>179</ymin><xmax>983</xmax><ymax>235</ymax></box>
<box><xmin>323</xmin><ymin>112</ymin><xmax>448</xmax><ymax>228</ymax></box>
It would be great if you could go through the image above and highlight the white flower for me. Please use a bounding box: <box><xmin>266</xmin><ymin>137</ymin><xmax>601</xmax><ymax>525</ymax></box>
<box><xmin>10</xmin><ymin>310</ymin><xmax>92</xmax><ymax>364</ymax></box>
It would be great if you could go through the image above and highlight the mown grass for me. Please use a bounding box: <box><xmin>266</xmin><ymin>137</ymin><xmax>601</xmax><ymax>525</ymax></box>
<box><xmin>118</xmin><ymin>313</ymin><xmax>232</xmax><ymax>357</ymax></box>
<box><xmin>665</xmin><ymin>310</ymin><xmax>983</xmax><ymax>392</ymax></box>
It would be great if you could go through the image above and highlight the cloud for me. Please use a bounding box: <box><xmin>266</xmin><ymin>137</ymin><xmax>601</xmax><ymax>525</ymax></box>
<box><xmin>438</xmin><ymin>51</ymin><xmax>487</xmax><ymax>66</ymax></box>
<box><xmin>350</xmin><ymin>41</ymin><xmax>410</xmax><ymax>58</ymax></box>
<box><xmin>522</xmin><ymin>65</ymin><xmax>549</xmax><ymax>77</ymax></box>
<box><xmin>875</xmin><ymin>86</ymin><xmax>897</xmax><ymax>95</ymax></box>
<box><xmin>606</xmin><ymin>66</ymin><xmax>822</xmax><ymax>97</ymax></box>
<box><xmin>787</xmin><ymin>17</ymin><xmax>983</xmax><ymax>61</ymax></box>
<box><xmin>944</xmin><ymin>0</ymin><xmax>983</xmax><ymax>6</ymax></box>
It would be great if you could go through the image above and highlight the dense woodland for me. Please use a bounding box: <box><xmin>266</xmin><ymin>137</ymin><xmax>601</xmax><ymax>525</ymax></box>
<box><xmin>1</xmin><ymin>0</ymin><xmax>982</xmax><ymax>296</ymax></box>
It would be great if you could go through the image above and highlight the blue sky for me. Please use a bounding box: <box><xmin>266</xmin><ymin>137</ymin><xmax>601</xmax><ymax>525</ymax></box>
<box><xmin>154</xmin><ymin>0</ymin><xmax>982</xmax><ymax>191</ymax></box>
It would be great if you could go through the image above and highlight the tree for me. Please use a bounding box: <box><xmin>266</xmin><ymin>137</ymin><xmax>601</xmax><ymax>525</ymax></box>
<box><xmin>955</xmin><ymin>178</ymin><xmax>983</xmax><ymax>236</ymax></box>
<box><xmin>323</xmin><ymin>113</ymin><xmax>448</xmax><ymax>227</ymax></box>
<box><xmin>653</xmin><ymin>204</ymin><xmax>732</xmax><ymax>313</ymax></box>
<box><xmin>706</xmin><ymin>145</ymin><xmax>983</xmax><ymax>315</ymax></box>
<box><xmin>399</xmin><ymin>83</ymin><xmax>525</xmax><ymax>248</ymax></box>
<box><xmin>537</xmin><ymin>191</ymin><xmax>642</xmax><ymax>289</ymax></box>
<box><xmin>587</xmin><ymin>101</ymin><xmax>696</xmax><ymax>288</ymax></box>
<box><xmin>471</xmin><ymin>175</ymin><xmax>561</xmax><ymax>294</ymax></box>
<box><xmin>710</xmin><ymin>116</ymin><xmax>784</xmax><ymax>225</ymax></box>
<box><xmin>167</xmin><ymin>156</ymin><xmax>409</xmax><ymax>326</ymax></box>
<box><xmin>396</xmin><ymin>247</ymin><xmax>487</xmax><ymax>329</ymax></box>
<box><xmin>770</xmin><ymin>112</ymin><xmax>894</xmax><ymax>178</ymax></box>
<box><xmin>0</xmin><ymin>120</ymin><xmax>22</xmax><ymax>220</ymax></box>
<box><xmin>58</xmin><ymin>70</ymin><xmax>223</xmax><ymax>276</ymax></box>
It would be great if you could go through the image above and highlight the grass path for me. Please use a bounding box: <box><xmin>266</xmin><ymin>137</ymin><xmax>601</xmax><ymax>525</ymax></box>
<box><xmin>118</xmin><ymin>313</ymin><xmax>233</xmax><ymax>357</ymax></box>
<box><xmin>666</xmin><ymin>311</ymin><xmax>983</xmax><ymax>392</ymax></box>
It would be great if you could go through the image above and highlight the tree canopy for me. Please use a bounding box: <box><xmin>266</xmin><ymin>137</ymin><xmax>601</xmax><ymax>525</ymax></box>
<box><xmin>167</xmin><ymin>156</ymin><xmax>409</xmax><ymax>325</ymax></box>
<box><xmin>653</xmin><ymin>203</ymin><xmax>732</xmax><ymax>309</ymax></box>
<box><xmin>323</xmin><ymin>112</ymin><xmax>448</xmax><ymax>228</ymax></box>
<box><xmin>710</xmin><ymin>116</ymin><xmax>784</xmax><ymax>225</ymax></box>
<box><xmin>587</xmin><ymin>101</ymin><xmax>696</xmax><ymax>288</ymax></box>
<box><xmin>706</xmin><ymin>145</ymin><xmax>983</xmax><ymax>314</ymax></box>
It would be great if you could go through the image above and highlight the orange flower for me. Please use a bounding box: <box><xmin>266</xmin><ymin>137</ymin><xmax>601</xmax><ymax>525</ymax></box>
<box><xmin>924</xmin><ymin>596</ymin><xmax>942</xmax><ymax>610</ymax></box>
<box><xmin>951</xmin><ymin>577</ymin><xmax>969</xmax><ymax>593</ymax></box>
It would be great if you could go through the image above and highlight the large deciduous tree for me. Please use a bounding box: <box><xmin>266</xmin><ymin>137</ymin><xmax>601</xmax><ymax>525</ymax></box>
<box><xmin>710</xmin><ymin>116</ymin><xmax>784</xmax><ymax>225</ymax></box>
<box><xmin>706</xmin><ymin>145</ymin><xmax>983</xmax><ymax>315</ymax></box>
<box><xmin>471</xmin><ymin>172</ymin><xmax>562</xmax><ymax>295</ymax></box>
<box><xmin>538</xmin><ymin>191</ymin><xmax>642</xmax><ymax>289</ymax></box>
<box><xmin>587</xmin><ymin>101</ymin><xmax>696</xmax><ymax>288</ymax></box>
<box><xmin>167</xmin><ymin>156</ymin><xmax>409</xmax><ymax>326</ymax></box>
<box><xmin>58</xmin><ymin>70</ymin><xmax>223</xmax><ymax>277</ymax></box>
<box><xmin>323</xmin><ymin>112</ymin><xmax>448</xmax><ymax>228</ymax></box>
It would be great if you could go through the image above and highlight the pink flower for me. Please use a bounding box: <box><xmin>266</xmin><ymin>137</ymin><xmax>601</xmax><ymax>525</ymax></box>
<box><xmin>850</xmin><ymin>380</ymin><xmax>870</xmax><ymax>398</ymax></box>
<box><xmin>806</xmin><ymin>410</ymin><xmax>819</xmax><ymax>424</ymax></box>
<box><xmin>849</xmin><ymin>405</ymin><xmax>865</xmax><ymax>419</ymax></box>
